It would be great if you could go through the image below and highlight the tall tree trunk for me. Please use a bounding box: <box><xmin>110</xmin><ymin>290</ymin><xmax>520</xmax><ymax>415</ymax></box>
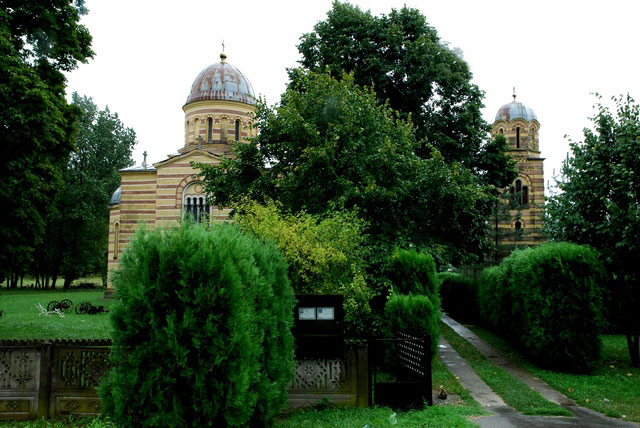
<box><xmin>628</xmin><ymin>335</ymin><xmax>639</xmax><ymax>367</ymax></box>
<box><xmin>63</xmin><ymin>276</ymin><xmax>73</xmax><ymax>289</ymax></box>
<box><xmin>51</xmin><ymin>272</ymin><xmax>57</xmax><ymax>290</ymax></box>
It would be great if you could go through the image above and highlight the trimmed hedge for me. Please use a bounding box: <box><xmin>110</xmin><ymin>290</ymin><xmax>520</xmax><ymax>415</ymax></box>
<box><xmin>100</xmin><ymin>222</ymin><xmax>295</xmax><ymax>427</ymax></box>
<box><xmin>385</xmin><ymin>248</ymin><xmax>440</xmax><ymax>358</ymax></box>
<box><xmin>438</xmin><ymin>272</ymin><xmax>479</xmax><ymax>322</ymax></box>
<box><xmin>477</xmin><ymin>242</ymin><xmax>605</xmax><ymax>372</ymax></box>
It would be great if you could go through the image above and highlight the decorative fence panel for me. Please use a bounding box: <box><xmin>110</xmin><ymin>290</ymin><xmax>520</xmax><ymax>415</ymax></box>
<box><xmin>0</xmin><ymin>339</ymin><xmax>368</xmax><ymax>421</ymax></box>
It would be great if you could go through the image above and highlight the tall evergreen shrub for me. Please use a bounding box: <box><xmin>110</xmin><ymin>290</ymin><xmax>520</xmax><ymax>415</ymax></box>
<box><xmin>100</xmin><ymin>222</ymin><xmax>295</xmax><ymax>428</ymax></box>
<box><xmin>477</xmin><ymin>242</ymin><xmax>605</xmax><ymax>372</ymax></box>
<box><xmin>385</xmin><ymin>248</ymin><xmax>440</xmax><ymax>358</ymax></box>
<box><xmin>387</xmin><ymin>248</ymin><xmax>438</xmax><ymax>296</ymax></box>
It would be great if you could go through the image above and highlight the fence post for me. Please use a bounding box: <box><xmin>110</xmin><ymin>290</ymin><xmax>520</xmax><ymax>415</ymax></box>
<box><xmin>36</xmin><ymin>342</ymin><xmax>52</xmax><ymax>419</ymax></box>
<box><xmin>356</xmin><ymin>342</ymin><xmax>369</xmax><ymax>407</ymax></box>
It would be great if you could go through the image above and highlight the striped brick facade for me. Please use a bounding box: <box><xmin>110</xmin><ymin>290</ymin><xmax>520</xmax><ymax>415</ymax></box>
<box><xmin>492</xmin><ymin>107</ymin><xmax>546</xmax><ymax>254</ymax></box>
<box><xmin>106</xmin><ymin>56</ymin><xmax>256</xmax><ymax>295</ymax></box>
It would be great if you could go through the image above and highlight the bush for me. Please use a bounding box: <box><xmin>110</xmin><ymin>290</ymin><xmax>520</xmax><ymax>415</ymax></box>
<box><xmin>234</xmin><ymin>199</ymin><xmax>373</xmax><ymax>336</ymax></box>
<box><xmin>385</xmin><ymin>294</ymin><xmax>439</xmax><ymax>359</ymax></box>
<box><xmin>100</xmin><ymin>222</ymin><xmax>295</xmax><ymax>427</ymax></box>
<box><xmin>477</xmin><ymin>242</ymin><xmax>605</xmax><ymax>372</ymax></box>
<box><xmin>438</xmin><ymin>272</ymin><xmax>478</xmax><ymax>322</ymax></box>
<box><xmin>385</xmin><ymin>248</ymin><xmax>440</xmax><ymax>357</ymax></box>
<box><xmin>386</xmin><ymin>248</ymin><xmax>438</xmax><ymax>296</ymax></box>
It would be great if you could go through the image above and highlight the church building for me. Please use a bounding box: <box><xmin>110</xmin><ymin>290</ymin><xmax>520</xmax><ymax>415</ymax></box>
<box><xmin>106</xmin><ymin>53</ymin><xmax>257</xmax><ymax>295</ymax></box>
<box><xmin>491</xmin><ymin>91</ymin><xmax>545</xmax><ymax>257</ymax></box>
<box><xmin>107</xmin><ymin>56</ymin><xmax>546</xmax><ymax>292</ymax></box>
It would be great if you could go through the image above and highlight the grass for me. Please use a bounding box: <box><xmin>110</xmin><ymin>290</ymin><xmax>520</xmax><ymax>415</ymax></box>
<box><xmin>275</xmin><ymin>405</ymin><xmax>484</xmax><ymax>428</ymax></box>
<box><xmin>0</xmin><ymin>416</ymin><xmax>114</xmax><ymax>427</ymax></box>
<box><xmin>468</xmin><ymin>325</ymin><xmax>640</xmax><ymax>423</ymax></box>
<box><xmin>440</xmin><ymin>322</ymin><xmax>572</xmax><ymax>416</ymax></box>
<box><xmin>0</xmin><ymin>288</ymin><xmax>114</xmax><ymax>340</ymax></box>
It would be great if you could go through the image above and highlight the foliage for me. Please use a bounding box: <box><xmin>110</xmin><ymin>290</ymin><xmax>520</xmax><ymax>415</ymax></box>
<box><xmin>198</xmin><ymin>70</ymin><xmax>493</xmax><ymax>269</ymax></box>
<box><xmin>233</xmin><ymin>199</ymin><xmax>372</xmax><ymax>336</ymax></box>
<box><xmin>385</xmin><ymin>294</ymin><xmax>439</xmax><ymax>360</ymax></box>
<box><xmin>33</xmin><ymin>94</ymin><xmax>136</xmax><ymax>288</ymax></box>
<box><xmin>438</xmin><ymin>272</ymin><xmax>479</xmax><ymax>322</ymax></box>
<box><xmin>545</xmin><ymin>94</ymin><xmax>640</xmax><ymax>366</ymax></box>
<box><xmin>386</xmin><ymin>248</ymin><xmax>437</xmax><ymax>296</ymax></box>
<box><xmin>477</xmin><ymin>242</ymin><xmax>606</xmax><ymax>372</ymax></box>
<box><xmin>0</xmin><ymin>0</ymin><xmax>93</xmax><ymax>284</ymax></box>
<box><xmin>101</xmin><ymin>222</ymin><xmax>295</xmax><ymax>427</ymax></box>
<box><xmin>384</xmin><ymin>248</ymin><xmax>440</xmax><ymax>357</ymax></box>
<box><xmin>296</xmin><ymin>1</ymin><xmax>515</xmax><ymax>186</ymax></box>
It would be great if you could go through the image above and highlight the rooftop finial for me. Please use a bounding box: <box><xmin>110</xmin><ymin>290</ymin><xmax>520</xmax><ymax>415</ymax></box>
<box><xmin>142</xmin><ymin>150</ymin><xmax>148</xmax><ymax>168</ymax></box>
<box><xmin>513</xmin><ymin>86</ymin><xmax>517</xmax><ymax>102</ymax></box>
<box><xmin>220</xmin><ymin>40</ymin><xmax>227</xmax><ymax>63</ymax></box>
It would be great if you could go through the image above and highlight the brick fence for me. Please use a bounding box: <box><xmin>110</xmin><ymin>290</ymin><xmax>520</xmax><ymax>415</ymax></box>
<box><xmin>0</xmin><ymin>339</ymin><xmax>368</xmax><ymax>421</ymax></box>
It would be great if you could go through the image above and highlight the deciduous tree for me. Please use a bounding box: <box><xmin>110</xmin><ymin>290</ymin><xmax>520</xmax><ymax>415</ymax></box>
<box><xmin>0</xmin><ymin>0</ymin><xmax>93</xmax><ymax>284</ymax></box>
<box><xmin>296</xmin><ymin>1</ymin><xmax>512</xmax><ymax>185</ymax></box>
<box><xmin>545</xmin><ymin>94</ymin><xmax>640</xmax><ymax>366</ymax></box>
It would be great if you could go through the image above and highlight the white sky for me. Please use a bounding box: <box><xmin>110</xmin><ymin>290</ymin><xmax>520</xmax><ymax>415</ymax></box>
<box><xmin>65</xmin><ymin>0</ymin><xmax>640</xmax><ymax>192</ymax></box>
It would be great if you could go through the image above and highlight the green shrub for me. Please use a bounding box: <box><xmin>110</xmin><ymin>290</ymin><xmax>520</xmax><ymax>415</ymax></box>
<box><xmin>477</xmin><ymin>242</ymin><xmax>605</xmax><ymax>372</ymax></box>
<box><xmin>233</xmin><ymin>199</ymin><xmax>373</xmax><ymax>336</ymax></box>
<box><xmin>438</xmin><ymin>272</ymin><xmax>479</xmax><ymax>322</ymax></box>
<box><xmin>100</xmin><ymin>222</ymin><xmax>295</xmax><ymax>427</ymax></box>
<box><xmin>385</xmin><ymin>294</ymin><xmax>439</xmax><ymax>359</ymax></box>
<box><xmin>386</xmin><ymin>248</ymin><xmax>438</xmax><ymax>296</ymax></box>
<box><xmin>384</xmin><ymin>248</ymin><xmax>440</xmax><ymax>357</ymax></box>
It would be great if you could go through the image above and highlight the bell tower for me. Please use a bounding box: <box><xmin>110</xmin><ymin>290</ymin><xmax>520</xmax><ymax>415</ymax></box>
<box><xmin>491</xmin><ymin>90</ymin><xmax>545</xmax><ymax>256</ymax></box>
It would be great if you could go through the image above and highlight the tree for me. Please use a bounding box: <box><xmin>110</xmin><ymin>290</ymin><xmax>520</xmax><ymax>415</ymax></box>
<box><xmin>198</xmin><ymin>70</ymin><xmax>493</xmax><ymax>270</ymax></box>
<box><xmin>34</xmin><ymin>93</ymin><xmax>136</xmax><ymax>288</ymax></box>
<box><xmin>296</xmin><ymin>1</ymin><xmax>512</xmax><ymax>184</ymax></box>
<box><xmin>545</xmin><ymin>94</ymin><xmax>640</xmax><ymax>366</ymax></box>
<box><xmin>0</xmin><ymin>0</ymin><xmax>93</xmax><ymax>284</ymax></box>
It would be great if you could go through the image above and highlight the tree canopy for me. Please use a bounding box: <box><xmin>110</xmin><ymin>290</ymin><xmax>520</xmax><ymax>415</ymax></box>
<box><xmin>296</xmin><ymin>1</ymin><xmax>512</xmax><ymax>185</ymax></box>
<box><xmin>34</xmin><ymin>94</ymin><xmax>136</xmax><ymax>288</ymax></box>
<box><xmin>0</xmin><ymin>0</ymin><xmax>93</xmax><ymax>282</ymax></box>
<box><xmin>198</xmin><ymin>70</ymin><xmax>493</xmax><ymax>267</ymax></box>
<box><xmin>545</xmin><ymin>94</ymin><xmax>640</xmax><ymax>366</ymax></box>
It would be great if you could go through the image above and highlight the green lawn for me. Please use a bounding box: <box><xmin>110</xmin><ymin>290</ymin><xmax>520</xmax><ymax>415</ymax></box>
<box><xmin>468</xmin><ymin>325</ymin><xmax>640</xmax><ymax>423</ymax></box>
<box><xmin>0</xmin><ymin>288</ymin><xmax>114</xmax><ymax>340</ymax></box>
<box><xmin>440</xmin><ymin>322</ymin><xmax>572</xmax><ymax>416</ymax></box>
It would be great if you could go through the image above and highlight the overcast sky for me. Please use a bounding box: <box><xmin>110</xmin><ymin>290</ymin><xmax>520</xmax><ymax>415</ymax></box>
<box><xmin>65</xmin><ymin>0</ymin><xmax>640</xmax><ymax>192</ymax></box>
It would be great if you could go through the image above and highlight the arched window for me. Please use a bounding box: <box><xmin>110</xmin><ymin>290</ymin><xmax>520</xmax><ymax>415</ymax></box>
<box><xmin>207</xmin><ymin>118</ymin><xmax>213</xmax><ymax>142</ymax></box>
<box><xmin>510</xmin><ymin>179</ymin><xmax>529</xmax><ymax>206</ymax></box>
<box><xmin>113</xmin><ymin>222</ymin><xmax>120</xmax><ymax>259</ymax></box>
<box><xmin>183</xmin><ymin>182</ymin><xmax>210</xmax><ymax>222</ymax></box>
<box><xmin>235</xmin><ymin>119</ymin><xmax>240</xmax><ymax>141</ymax></box>
<box><xmin>516</xmin><ymin>127</ymin><xmax>520</xmax><ymax>148</ymax></box>
<box><xmin>499</xmin><ymin>128</ymin><xmax>504</xmax><ymax>135</ymax></box>
<box><xmin>515</xmin><ymin>221</ymin><xmax>522</xmax><ymax>231</ymax></box>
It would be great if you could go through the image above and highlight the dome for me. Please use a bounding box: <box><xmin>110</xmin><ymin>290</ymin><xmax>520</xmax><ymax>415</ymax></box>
<box><xmin>185</xmin><ymin>53</ymin><xmax>255</xmax><ymax>106</ymax></box>
<box><xmin>495</xmin><ymin>98</ymin><xmax>537</xmax><ymax>122</ymax></box>
<box><xmin>109</xmin><ymin>186</ymin><xmax>121</xmax><ymax>206</ymax></box>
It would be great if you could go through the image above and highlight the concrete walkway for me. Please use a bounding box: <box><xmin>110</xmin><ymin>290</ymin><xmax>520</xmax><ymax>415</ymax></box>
<box><xmin>439</xmin><ymin>315</ymin><xmax>639</xmax><ymax>428</ymax></box>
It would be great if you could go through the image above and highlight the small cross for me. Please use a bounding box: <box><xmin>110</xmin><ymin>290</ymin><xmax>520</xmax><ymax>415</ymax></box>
<box><xmin>143</xmin><ymin>151</ymin><xmax>147</xmax><ymax>163</ymax></box>
<box><xmin>222</xmin><ymin>39</ymin><xmax>225</xmax><ymax>52</ymax></box>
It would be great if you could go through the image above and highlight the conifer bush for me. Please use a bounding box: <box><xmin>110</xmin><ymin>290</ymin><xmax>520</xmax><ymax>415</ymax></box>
<box><xmin>385</xmin><ymin>248</ymin><xmax>440</xmax><ymax>358</ymax></box>
<box><xmin>100</xmin><ymin>222</ymin><xmax>295</xmax><ymax>428</ymax></box>
<box><xmin>477</xmin><ymin>242</ymin><xmax>605</xmax><ymax>372</ymax></box>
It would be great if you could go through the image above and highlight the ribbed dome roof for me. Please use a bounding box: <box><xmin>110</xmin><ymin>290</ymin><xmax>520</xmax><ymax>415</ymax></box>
<box><xmin>109</xmin><ymin>186</ymin><xmax>121</xmax><ymax>206</ymax></box>
<box><xmin>495</xmin><ymin>99</ymin><xmax>537</xmax><ymax>122</ymax></box>
<box><xmin>185</xmin><ymin>53</ymin><xmax>255</xmax><ymax>106</ymax></box>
